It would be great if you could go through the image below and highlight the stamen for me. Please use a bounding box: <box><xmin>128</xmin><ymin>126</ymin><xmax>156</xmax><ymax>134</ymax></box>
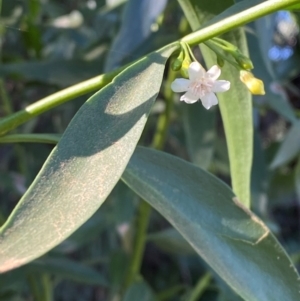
<box><xmin>189</xmin><ymin>78</ymin><xmax>214</xmax><ymax>97</ymax></box>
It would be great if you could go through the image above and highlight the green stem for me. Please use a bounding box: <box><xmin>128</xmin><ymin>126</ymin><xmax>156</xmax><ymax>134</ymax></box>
<box><xmin>27</xmin><ymin>273</ymin><xmax>53</xmax><ymax>301</ymax></box>
<box><xmin>203</xmin><ymin>40</ymin><xmax>239</xmax><ymax>69</ymax></box>
<box><xmin>124</xmin><ymin>67</ymin><xmax>176</xmax><ymax>289</ymax></box>
<box><xmin>41</xmin><ymin>274</ymin><xmax>53</xmax><ymax>301</ymax></box>
<box><xmin>211</xmin><ymin>37</ymin><xmax>241</xmax><ymax>54</ymax></box>
<box><xmin>151</xmin><ymin>74</ymin><xmax>175</xmax><ymax>150</ymax></box>
<box><xmin>124</xmin><ymin>200</ymin><xmax>152</xmax><ymax>288</ymax></box>
<box><xmin>0</xmin><ymin>133</ymin><xmax>61</xmax><ymax>144</ymax></box>
<box><xmin>0</xmin><ymin>67</ymin><xmax>123</xmax><ymax>136</ymax></box>
<box><xmin>181</xmin><ymin>0</ymin><xmax>299</xmax><ymax>46</ymax></box>
<box><xmin>181</xmin><ymin>42</ymin><xmax>197</xmax><ymax>63</ymax></box>
<box><xmin>0</xmin><ymin>0</ymin><xmax>2</xmax><ymax>60</ymax></box>
<box><xmin>0</xmin><ymin>80</ymin><xmax>12</xmax><ymax>114</ymax></box>
<box><xmin>157</xmin><ymin>284</ymin><xmax>186</xmax><ymax>301</ymax></box>
<box><xmin>0</xmin><ymin>80</ymin><xmax>28</xmax><ymax>175</ymax></box>
<box><xmin>187</xmin><ymin>273</ymin><xmax>212</xmax><ymax>301</ymax></box>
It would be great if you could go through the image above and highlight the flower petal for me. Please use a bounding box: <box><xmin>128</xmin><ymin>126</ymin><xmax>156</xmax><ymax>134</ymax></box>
<box><xmin>171</xmin><ymin>78</ymin><xmax>190</xmax><ymax>92</ymax></box>
<box><xmin>200</xmin><ymin>92</ymin><xmax>218</xmax><ymax>110</ymax></box>
<box><xmin>180</xmin><ymin>91</ymin><xmax>199</xmax><ymax>104</ymax></box>
<box><xmin>188</xmin><ymin>62</ymin><xmax>205</xmax><ymax>80</ymax></box>
<box><xmin>212</xmin><ymin>80</ymin><xmax>231</xmax><ymax>93</ymax></box>
<box><xmin>206</xmin><ymin>65</ymin><xmax>221</xmax><ymax>80</ymax></box>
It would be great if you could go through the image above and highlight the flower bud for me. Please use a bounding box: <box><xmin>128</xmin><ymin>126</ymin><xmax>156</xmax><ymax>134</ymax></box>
<box><xmin>171</xmin><ymin>49</ymin><xmax>185</xmax><ymax>71</ymax></box>
<box><xmin>240</xmin><ymin>71</ymin><xmax>265</xmax><ymax>95</ymax></box>
<box><xmin>217</xmin><ymin>56</ymin><xmax>224</xmax><ymax>67</ymax></box>
<box><xmin>180</xmin><ymin>58</ymin><xmax>192</xmax><ymax>78</ymax></box>
<box><xmin>171</xmin><ymin>57</ymin><xmax>183</xmax><ymax>71</ymax></box>
<box><xmin>234</xmin><ymin>53</ymin><xmax>254</xmax><ymax>70</ymax></box>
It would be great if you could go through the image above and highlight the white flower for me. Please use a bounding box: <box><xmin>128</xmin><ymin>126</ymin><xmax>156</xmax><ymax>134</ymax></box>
<box><xmin>171</xmin><ymin>62</ymin><xmax>230</xmax><ymax>109</ymax></box>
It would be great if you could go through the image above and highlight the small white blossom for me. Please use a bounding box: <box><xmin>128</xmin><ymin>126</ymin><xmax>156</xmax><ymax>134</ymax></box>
<box><xmin>171</xmin><ymin>62</ymin><xmax>230</xmax><ymax>109</ymax></box>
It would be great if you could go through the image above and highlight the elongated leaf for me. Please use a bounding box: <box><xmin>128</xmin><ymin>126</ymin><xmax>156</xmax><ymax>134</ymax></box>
<box><xmin>270</xmin><ymin>121</ymin><xmax>300</xmax><ymax>169</ymax></box>
<box><xmin>0</xmin><ymin>134</ymin><xmax>61</xmax><ymax>144</ymax></box>
<box><xmin>0</xmin><ymin>43</ymin><xmax>179</xmax><ymax>273</ymax></box>
<box><xmin>0</xmin><ymin>266</ymin><xmax>26</xmax><ymax>290</ymax></box>
<box><xmin>254</xmin><ymin>14</ymin><xmax>277</xmax><ymax>79</ymax></box>
<box><xmin>122</xmin><ymin>280</ymin><xmax>156</xmax><ymax>301</ymax></box>
<box><xmin>29</xmin><ymin>257</ymin><xmax>108</xmax><ymax>285</ymax></box>
<box><xmin>182</xmin><ymin>103</ymin><xmax>216</xmax><ymax>169</ymax></box>
<box><xmin>247</xmin><ymin>30</ymin><xmax>296</xmax><ymax>123</ymax></box>
<box><xmin>178</xmin><ymin>0</ymin><xmax>252</xmax><ymax>206</ymax></box>
<box><xmin>251</xmin><ymin>130</ymin><xmax>268</xmax><ymax>213</ymax></box>
<box><xmin>122</xmin><ymin>147</ymin><xmax>300</xmax><ymax>301</ymax></box>
<box><xmin>214</xmin><ymin>33</ymin><xmax>253</xmax><ymax>207</ymax></box>
<box><xmin>0</xmin><ymin>58</ymin><xmax>105</xmax><ymax>86</ymax></box>
<box><xmin>268</xmin><ymin>168</ymin><xmax>295</xmax><ymax>207</ymax></box>
<box><xmin>183</xmin><ymin>273</ymin><xmax>211</xmax><ymax>301</ymax></box>
<box><xmin>54</xmin><ymin>209</ymin><xmax>109</xmax><ymax>253</ymax></box>
<box><xmin>56</xmin><ymin>181</ymin><xmax>136</xmax><ymax>253</ymax></box>
<box><xmin>147</xmin><ymin>228</ymin><xmax>195</xmax><ymax>255</ymax></box>
<box><xmin>105</xmin><ymin>0</ymin><xmax>167</xmax><ymax>71</ymax></box>
<box><xmin>294</xmin><ymin>155</ymin><xmax>300</xmax><ymax>202</ymax></box>
<box><xmin>0</xmin><ymin>257</ymin><xmax>108</xmax><ymax>290</ymax></box>
<box><xmin>0</xmin><ymin>256</ymin><xmax>107</xmax><ymax>288</ymax></box>
<box><xmin>216</xmin><ymin>272</ymin><xmax>244</xmax><ymax>301</ymax></box>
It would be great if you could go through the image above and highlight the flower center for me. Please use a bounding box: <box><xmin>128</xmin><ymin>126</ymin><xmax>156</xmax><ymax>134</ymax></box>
<box><xmin>189</xmin><ymin>77</ymin><xmax>214</xmax><ymax>97</ymax></box>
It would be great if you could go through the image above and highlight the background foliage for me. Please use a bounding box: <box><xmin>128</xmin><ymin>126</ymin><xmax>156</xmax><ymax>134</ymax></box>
<box><xmin>0</xmin><ymin>0</ymin><xmax>300</xmax><ymax>300</ymax></box>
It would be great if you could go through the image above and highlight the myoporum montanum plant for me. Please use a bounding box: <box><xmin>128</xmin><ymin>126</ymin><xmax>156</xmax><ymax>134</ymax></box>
<box><xmin>0</xmin><ymin>0</ymin><xmax>300</xmax><ymax>300</ymax></box>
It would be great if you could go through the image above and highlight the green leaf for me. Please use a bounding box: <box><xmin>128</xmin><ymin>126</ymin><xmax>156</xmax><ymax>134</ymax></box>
<box><xmin>254</xmin><ymin>14</ymin><xmax>277</xmax><ymax>79</ymax></box>
<box><xmin>251</xmin><ymin>130</ymin><xmax>269</xmax><ymax>213</ymax></box>
<box><xmin>105</xmin><ymin>0</ymin><xmax>167</xmax><ymax>71</ymax></box>
<box><xmin>184</xmin><ymin>273</ymin><xmax>211</xmax><ymax>301</ymax></box>
<box><xmin>178</xmin><ymin>0</ymin><xmax>253</xmax><ymax>206</ymax></box>
<box><xmin>181</xmin><ymin>103</ymin><xmax>216</xmax><ymax>169</ymax></box>
<box><xmin>268</xmin><ymin>168</ymin><xmax>295</xmax><ymax>207</ymax></box>
<box><xmin>109</xmin><ymin>250</ymin><xmax>129</xmax><ymax>290</ymax></box>
<box><xmin>0</xmin><ymin>256</ymin><xmax>107</xmax><ymax>289</ymax></box>
<box><xmin>54</xmin><ymin>208</ymin><xmax>108</xmax><ymax>253</ymax></box>
<box><xmin>0</xmin><ymin>58</ymin><xmax>105</xmax><ymax>86</ymax></box>
<box><xmin>247</xmin><ymin>30</ymin><xmax>296</xmax><ymax>123</ymax></box>
<box><xmin>147</xmin><ymin>228</ymin><xmax>195</xmax><ymax>255</ymax></box>
<box><xmin>29</xmin><ymin>257</ymin><xmax>108</xmax><ymax>286</ymax></box>
<box><xmin>295</xmin><ymin>155</ymin><xmax>300</xmax><ymax>202</ymax></box>
<box><xmin>0</xmin><ymin>266</ymin><xmax>26</xmax><ymax>290</ymax></box>
<box><xmin>216</xmin><ymin>274</ymin><xmax>244</xmax><ymax>301</ymax></box>
<box><xmin>122</xmin><ymin>147</ymin><xmax>300</xmax><ymax>301</ymax></box>
<box><xmin>214</xmin><ymin>33</ymin><xmax>253</xmax><ymax>207</ymax></box>
<box><xmin>270</xmin><ymin>121</ymin><xmax>300</xmax><ymax>169</ymax></box>
<box><xmin>0</xmin><ymin>43</ymin><xmax>179</xmax><ymax>273</ymax></box>
<box><xmin>122</xmin><ymin>280</ymin><xmax>156</xmax><ymax>301</ymax></box>
<box><xmin>0</xmin><ymin>134</ymin><xmax>61</xmax><ymax>144</ymax></box>
<box><xmin>255</xmin><ymin>11</ymin><xmax>300</xmax><ymax>82</ymax></box>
